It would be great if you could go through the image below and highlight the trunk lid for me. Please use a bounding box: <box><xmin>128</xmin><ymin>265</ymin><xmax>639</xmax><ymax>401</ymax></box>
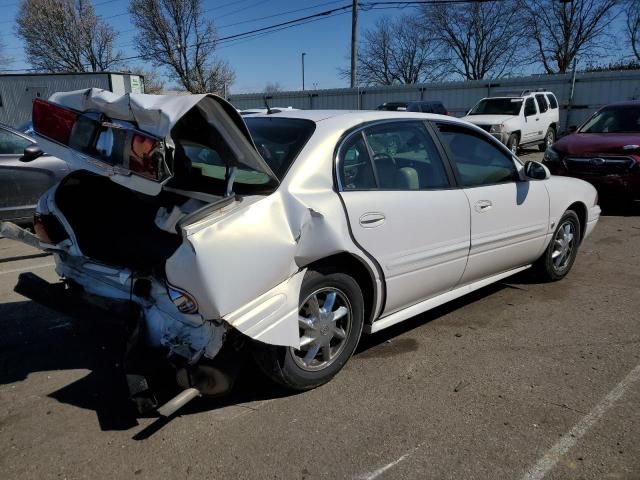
<box><xmin>32</xmin><ymin>88</ymin><xmax>277</xmax><ymax>196</ymax></box>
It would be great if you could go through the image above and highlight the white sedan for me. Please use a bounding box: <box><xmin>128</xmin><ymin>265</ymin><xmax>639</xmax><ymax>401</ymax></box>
<box><xmin>5</xmin><ymin>89</ymin><xmax>600</xmax><ymax>415</ymax></box>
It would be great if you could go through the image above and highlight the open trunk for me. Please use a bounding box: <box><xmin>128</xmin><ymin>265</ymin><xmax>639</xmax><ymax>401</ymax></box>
<box><xmin>55</xmin><ymin>171</ymin><xmax>188</xmax><ymax>271</ymax></box>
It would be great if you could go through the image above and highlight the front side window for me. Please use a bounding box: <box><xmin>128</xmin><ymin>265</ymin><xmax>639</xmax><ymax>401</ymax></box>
<box><xmin>436</xmin><ymin>123</ymin><xmax>518</xmax><ymax>187</ymax></box>
<box><xmin>0</xmin><ymin>129</ymin><xmax>32</xmax><ymax>155</ymax></box>
<box><xmin>524</xmin><ymin>98</ymin><xmax>538</xmax><ymax>117</ymax></box>
<box><xmin>363</xmin><ymin>121</ymin><xmax>450</xmax><ymax>190</ymax></box>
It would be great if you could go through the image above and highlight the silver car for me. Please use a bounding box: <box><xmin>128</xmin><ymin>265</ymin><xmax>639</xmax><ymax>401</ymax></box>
<box><xmin>4</xmin><ymin>89</ymin><xmax>600</xmax><ymax>415</ymax></box>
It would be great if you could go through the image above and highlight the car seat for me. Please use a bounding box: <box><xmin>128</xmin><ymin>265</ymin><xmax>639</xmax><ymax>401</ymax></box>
<box><xmin>395</xmin><ymin>167</ymin><xmax>419</xmax><ymax>190</ymax></box>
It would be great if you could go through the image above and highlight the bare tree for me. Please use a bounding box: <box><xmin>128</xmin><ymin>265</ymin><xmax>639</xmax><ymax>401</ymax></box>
<box><xmin>521</xmin><ymin>0</ymin><xmax>619</xmax><ymax>74</ymax></box>
<box><xmin>129</xmin><ymin>0</ymin><xmax>235</xmax><ymax>94</ymax></box>
<box><xmin>340</xmin><ymin>14</ymin><xmax>448</xmax><ymax>86</ymax></box>
<box><xmin>264</xmin><ymin>82</ymin><xmax>283</xmax><ymax>93</ymax></box>
<box><xmin>625</xmin><ymin>0</ymin><xmax>640</xmax><ymax>61</ymax></box>
<box><xmin>128</xmin><ymin>66</ymin><xmax>165</xmax><ymax>94</ymax></box>
<box><xmin>16</xmin><ymin>0</ymin><xmax>121</xmax><ymax>72</ymax></box>
<box><xmin>426</xmin><ymin>0</ymin><xmax>526</xmax><ymax>80</ymax></box>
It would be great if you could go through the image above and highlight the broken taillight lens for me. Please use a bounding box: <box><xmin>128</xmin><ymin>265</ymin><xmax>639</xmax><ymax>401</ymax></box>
<box><xmin>32</xmin><ymin>98</ymin><xmax>79</xmax><ymax>145</ymax></box>
<box><xmin>32</xmin><ymin>98</ymin><xmax>168</xmax><ymax>182</ymax></box>
<box><xmin>167</xmin><ymin>285</ymin><xmax>199</xmax><ymax>314</ymax></box>
<box><xmin>33</xmin><ymin>214</ymin><xmax>68</xmax><ymax>245</ymax></box>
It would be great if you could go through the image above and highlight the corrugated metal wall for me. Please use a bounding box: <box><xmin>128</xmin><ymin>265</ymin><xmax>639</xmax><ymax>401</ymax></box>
<box><xmin>229</xmin><ymin>70</ymin><xmax>640</xmax><ymax>132</ymax></box>
<box><xmin>0</xmin><ymin>73</ymin><xmax>143</xmax><ymax>127</ymax></box>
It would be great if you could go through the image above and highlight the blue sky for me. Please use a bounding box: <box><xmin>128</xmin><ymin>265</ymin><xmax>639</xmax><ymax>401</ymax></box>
<box><xmin>0</xmin><ymin>0</ymin><xmax>392</xmax><ymax>93</ymax></box>
<box><xmin>0</xmin><ymin>0</ymin><xmax>632</xmax><ymax>94</ymax></box>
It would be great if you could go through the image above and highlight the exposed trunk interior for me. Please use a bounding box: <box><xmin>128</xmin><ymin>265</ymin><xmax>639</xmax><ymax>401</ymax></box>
<box><xmin>55</xmin><ymin>171</ymin><xmax>189</xmax><ymax>272</ymax></box>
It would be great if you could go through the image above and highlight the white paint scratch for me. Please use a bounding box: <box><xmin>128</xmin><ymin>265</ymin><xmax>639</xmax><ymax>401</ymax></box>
<box><xmin>520</xmin><ymin>363</ymin><xmax>640</xmax><ymax>480</ymax></box>
<box><xmin>357</xmin><ymin>443</ymin><xmax>424</xmax><ymax>480</ymax></box>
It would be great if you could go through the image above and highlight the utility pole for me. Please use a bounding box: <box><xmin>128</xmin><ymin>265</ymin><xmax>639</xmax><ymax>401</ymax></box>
<box><xmin>350</xmin><ymin>0</ymin><xmax>358</xmax><ymax>88</ymax></box>
<box><xmin>302</xmin><ymin>52</ymin><xmax>307</xmax><ymax>91</ymax></box>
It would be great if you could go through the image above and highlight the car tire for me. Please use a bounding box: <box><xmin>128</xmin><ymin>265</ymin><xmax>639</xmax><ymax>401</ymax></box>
<box><xmin>538</xmin><ymin>127</ymin><xmax>555</xmax><ymax>152</ymax></box>
<box><xmin>534</xmin><ymin>210</ymin><xmax>581</xmax><ymax>281</ymax></box>
<box><xmin>252</xmin><ymin>270</ymin><xmax>364</xmax><ymax>391</ymax></box>
<box><xmin>507</xmin><ymin>133</ymin><xmax>519</xmax><ymax>155</ymax></box>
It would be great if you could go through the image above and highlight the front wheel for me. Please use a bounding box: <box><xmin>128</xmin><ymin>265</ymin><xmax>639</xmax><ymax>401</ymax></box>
<box><xmin>534</xmin><ymin>210</ymin><xmax>581</xmax><ymax>281</ymax></box>
<box><xmin>507</xmin><ymin>133</ymin><xmax>519</xmax><ymax>155</ymax></box>
<box><xmin>252</xmin><ymin>270</ymin><xmax>364</xmax><ymax>391</ymax></box>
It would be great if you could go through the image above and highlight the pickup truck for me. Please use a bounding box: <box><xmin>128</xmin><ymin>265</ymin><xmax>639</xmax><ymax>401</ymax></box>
<box><xmin>462</xmin><ymin>90</ymin><xmax>560</xmax><ymax>154</ymax></box>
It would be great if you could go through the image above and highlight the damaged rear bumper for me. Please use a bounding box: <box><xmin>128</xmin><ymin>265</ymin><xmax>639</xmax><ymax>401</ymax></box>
<box><xmin>13</xmin><ymin>271</ymin><xmax>242</xmax><ymax>414</ymax></box>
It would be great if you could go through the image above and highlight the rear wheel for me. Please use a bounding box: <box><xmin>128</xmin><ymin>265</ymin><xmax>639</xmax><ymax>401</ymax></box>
<box><xmin>534</xmin><ymin>210</ymin><xmax>581</xmax><ymax>281</ymax></box>
<box><xmin>252</xmin><ymin>270</ymin><xmax>364</xmax><ymax>391</ymax></box>
<box><xmin>507</xmin><ymin>133</ymin><xmax>519</xmax><ymax>155</ymax></box>
<box><xmin>538</xmin><ymin>127</ymin><xmax>555</xmax><ymax>152</ymax></box>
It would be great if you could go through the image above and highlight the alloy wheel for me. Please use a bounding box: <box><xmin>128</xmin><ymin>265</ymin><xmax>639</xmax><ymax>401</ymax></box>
<box><xmin>551</xmin><ymin>221</ymin><xmax>575</xmax><ymax>271</ymax></box>
<box><xmin>546</xmin><ymin>130</ymin><xmax>554</xmax><ymax>146</ymax></box>
<box><xmin>290</xmin><ymin>287</ymin><xmax>352</xmax><ymax>371</ymax></box>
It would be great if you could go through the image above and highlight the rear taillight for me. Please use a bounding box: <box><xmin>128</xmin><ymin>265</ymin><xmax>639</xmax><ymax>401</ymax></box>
<box><xmin>167</xmin><ymin>284</ymin><xmax>199</xmax><ymax>314</ymax></box>
<box><xmin>32</xmin><ymin>98</ymin><xmax>78</xmax><ymax>145</ymax></box>
<box><xmin>32</xmin><ymin>98</ymin><xmax>168</xmax><ymax>182</ymax></box>
<box><xmin>33</xmin><ymin>214</ymin><xmax>68</xmax><ymax>245</ymax></box>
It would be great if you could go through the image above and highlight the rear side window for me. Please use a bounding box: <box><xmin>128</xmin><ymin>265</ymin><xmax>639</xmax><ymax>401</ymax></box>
<box><xmin>363</xmin><ymin>121</ymin><xmax>450</xmax><ymax>190</ymax></box>
<box><xmin>547</xmin><ymin>94</ymin><xmax>558</xmax><ymax>109</ymax></box>
<box><xmin>436</xmin><ymin>123</ymin><xmax>518</xmax><ymax>187</ymax></box>
<box><xmin>339</xmin><ymin>133</ymin><xmax>376</xmax><ymax>190</ymax></box>
<box><xmin>535</xmin><ymin>94</ymin><xmax>549</xmax><ymax>113</ymax></box>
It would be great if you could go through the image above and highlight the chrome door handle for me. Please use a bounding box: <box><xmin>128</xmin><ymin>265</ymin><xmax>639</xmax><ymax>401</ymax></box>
<box><xmin>359</xmin><ymin>212</ymin><xmax>386</xmax><ymax>228</ymax></box>
<box><xmin>474</xmin><ymin>200</ymin><xmax>493</xmax><ymax>213</ymax></box>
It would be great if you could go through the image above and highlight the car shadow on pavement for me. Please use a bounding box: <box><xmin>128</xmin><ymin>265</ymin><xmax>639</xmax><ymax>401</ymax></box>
<box><xmin>0</xmin><ymin>272</ymin><xmax>539</xmax><ymax>436</ymax></box>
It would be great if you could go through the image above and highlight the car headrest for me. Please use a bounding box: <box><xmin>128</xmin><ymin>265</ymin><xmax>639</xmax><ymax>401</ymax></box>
<box><xmin>396</xmin><ymin>167</ymin><xmax>419</xmax><ymax>190</ymax></box>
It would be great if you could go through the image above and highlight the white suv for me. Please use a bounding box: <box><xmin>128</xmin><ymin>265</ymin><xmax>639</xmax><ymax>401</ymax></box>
<box><xmin>462</xmin><ymin>90</ymin><xmax>560</xmax><ymax>154</ymax></box>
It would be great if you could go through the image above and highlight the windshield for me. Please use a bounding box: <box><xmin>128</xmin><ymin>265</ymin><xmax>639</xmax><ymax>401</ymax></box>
<box><xmin>469</xmin><ymin>98</ymin><xmax>523</xmax><ymax>116</ymax></box>
<box><xmin>580</xmin><ymin>106</ymin><xmax>640</xmax><ymax>134</ymax></box>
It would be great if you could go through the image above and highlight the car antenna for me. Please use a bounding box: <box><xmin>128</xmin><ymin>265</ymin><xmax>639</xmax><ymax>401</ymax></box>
<box><xmin>263</xmin><ymin>97</ymin><xmax>273</xmax><ymax>115</ymax></box>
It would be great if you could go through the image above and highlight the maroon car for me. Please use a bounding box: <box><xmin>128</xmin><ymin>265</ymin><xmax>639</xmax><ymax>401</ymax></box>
<box><xmin>542</xmin><ymin>101</ymin><xmax>640</xmax><ymax>201</ymax></box>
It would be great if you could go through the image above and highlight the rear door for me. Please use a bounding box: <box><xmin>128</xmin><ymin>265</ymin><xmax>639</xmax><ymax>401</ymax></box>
<box><xmin>522</xmin><ymin>97</ymin><xmax>541</xmax><ymax>144</ymax></box>
<box><xmin>338</xmin><ymin>120</ymin><xmax>471</xmax><ymax>315</ymax></box>
<box><xmin>433</xmin><ymin>122</ymin><xmax>549</xmax><ymax>284</ymax></box>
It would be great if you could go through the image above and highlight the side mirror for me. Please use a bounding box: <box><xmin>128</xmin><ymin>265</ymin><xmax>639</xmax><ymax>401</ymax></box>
<box><xmin>20</xmin><ymin>144</ymin><xmax>44</xmax><ymax>162</ymax></box>
<box><xmin>568</xmin><ymin>125</ymin><xmax>577</xmax><ymax>133</ymax></box>
<box><xmin>524</xmin><ymin>160</ymin><xmax>550</xmax><ymax>180</ymax></box>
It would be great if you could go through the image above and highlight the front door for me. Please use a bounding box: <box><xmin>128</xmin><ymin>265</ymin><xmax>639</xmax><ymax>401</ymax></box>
<box><xmin>433</xmin><ymin>122</ymin><xmax>549</xmax><ymax>284</ymax></box>
<box><xmin>522</xmin><ymin>97</ymin><xmax>542</xmax><ymax>144</ymax></box>
<box><xmin>337</xmin><ymin>120</ymin><xmax>471</xmax><ymax>315</ymax></box>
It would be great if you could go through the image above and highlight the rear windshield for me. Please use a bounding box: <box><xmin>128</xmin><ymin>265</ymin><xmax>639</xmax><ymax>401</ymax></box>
<box><xmin>244</xmin><ymin>117</ymin><xmax>316</xmax><ymax>179</ymax></box>
<box><xmin>580</xmin><ymin>106</ymin><xmax>640</xmax><ymax>134</ymax></box>
<box><xmin>469</xmin><ymin>98</ymin><xmax>523</xmax><ymax>116</ymax></box>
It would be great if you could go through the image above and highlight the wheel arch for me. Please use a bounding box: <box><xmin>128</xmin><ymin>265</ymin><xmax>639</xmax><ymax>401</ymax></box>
<box><xmin>566</xmin><ymin>201</ymin><xmax>587</xmax><ymax>243</ymax></box>
<box><xmin>303</xmin><ymin>252</ymin><xmax>380</xmax><ymax>326</ymax></box>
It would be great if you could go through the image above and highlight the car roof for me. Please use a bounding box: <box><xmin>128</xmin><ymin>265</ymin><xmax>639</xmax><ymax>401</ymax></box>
<box><xmin>244</xmin><ymin>109</ymin><xmax>459</xmax><ymax>125</ymax></box>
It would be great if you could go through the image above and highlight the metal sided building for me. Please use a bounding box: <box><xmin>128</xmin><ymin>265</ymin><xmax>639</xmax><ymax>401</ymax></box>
<box><xmin>228</xmin><ymin>70</ymin><xmax>640</xmax><ymax>134</ymax></box>
<box><xmin>0</xmin><ymin>72</ymin><xmax>145</xmax><ymax>127</ymax></box>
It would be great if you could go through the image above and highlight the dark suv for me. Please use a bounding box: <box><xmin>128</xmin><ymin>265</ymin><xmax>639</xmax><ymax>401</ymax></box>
<box><xmin>376</xmin><ymin>101</ymin><xmax>449</xmax><ymax>115</ymax></box>
<box><xmin>542</xmin><ymin>101</ymin><xmax>640</xmax><ymax>201</ymax></box>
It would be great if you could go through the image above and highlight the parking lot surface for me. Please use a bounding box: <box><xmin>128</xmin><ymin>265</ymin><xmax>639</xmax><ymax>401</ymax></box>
<box><xmin>1</xmin><ymin>152</ymin><xmax>639</xmax><ymax>479</ymax></box>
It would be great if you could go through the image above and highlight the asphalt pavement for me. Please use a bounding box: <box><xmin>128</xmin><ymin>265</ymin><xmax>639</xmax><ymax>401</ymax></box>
<box><xmin>1</xmin><ymin>152</ymin><xmax>639</xmax><ymax>479</ymax></box>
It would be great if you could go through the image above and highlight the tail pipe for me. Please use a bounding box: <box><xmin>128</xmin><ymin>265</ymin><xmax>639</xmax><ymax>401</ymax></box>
<box><xmin>157</xmin><ymin>388</ymin><xmax>201</xmax><ymax>417</ymax></box>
